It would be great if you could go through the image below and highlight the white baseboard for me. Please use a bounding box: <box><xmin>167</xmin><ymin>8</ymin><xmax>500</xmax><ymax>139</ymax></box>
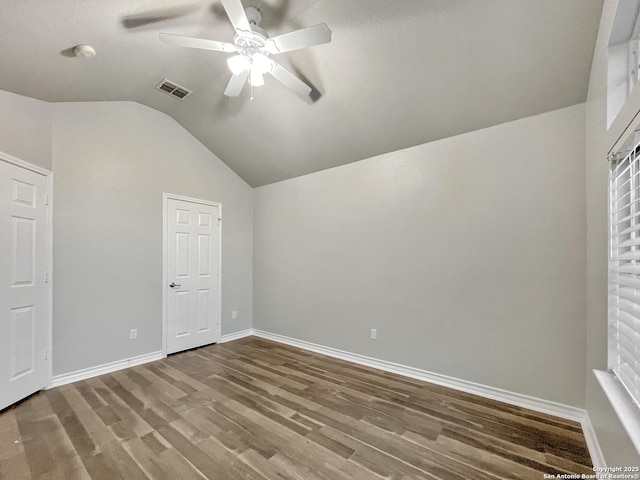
<box><xmin>220</xmin><ymin>329</ymin><xmax>253</xmax><ymax>343</ymax></box>
<box><xmin>250</xmin><ymin>329</ymin><xmax>604</xmax><ymax>465</ymax></box>
<box><xmin>49</xmin><ymin>350</ymin><xmax>164</xmax><ymax>388</ymax></box>
<box><xmin>47</xmin><ymin>329</ymin><xmax>253</xmax><ymax>389</ymax></box>
<box><xmin>581</xmin><ymin>411</ymin><xmax>606</xmax><ymax>468</ymax></box>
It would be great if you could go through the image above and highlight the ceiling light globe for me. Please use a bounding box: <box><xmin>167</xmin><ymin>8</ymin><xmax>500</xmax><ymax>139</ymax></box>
<box><xmin>227</xmin><ymin>55</ymin><xmax>250</xmax><ymax>75</ymax></box>
<box><xmin>252</xmin><ymin>54</ymin><xmax>275</xmax><ymax>74</ymax></box>
<box><xmin>250</xmin><ymin>69</ymin><xmax>265</xmax><ymax>86</ymax></box>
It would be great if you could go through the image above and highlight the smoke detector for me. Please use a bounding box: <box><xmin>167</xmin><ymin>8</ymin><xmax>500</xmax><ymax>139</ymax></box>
<box><xmin>73</xmin><ymin>45</ymin><xmax>96</xmax><ymax>58</ymax></box>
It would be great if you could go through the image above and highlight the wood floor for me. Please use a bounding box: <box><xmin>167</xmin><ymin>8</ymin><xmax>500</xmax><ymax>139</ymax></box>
<box><xmin>0</xmin><ymin>337</ymin><xmax>593</xmax><ymax>480</ymax></box>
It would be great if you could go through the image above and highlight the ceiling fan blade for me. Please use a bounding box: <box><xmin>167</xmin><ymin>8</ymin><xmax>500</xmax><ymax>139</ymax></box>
<box><xmin>269</xmin><ymin>63</ymin><xmax>312</xmax><ymax>98</ymax></box>
<box><xmin>159</xmin><ymin>33</ymin><xmax>235</xmax><ymax>52</ymax></box>
<box><xmin>224</xmin><ymin>70</ymin><xmax>250</xmax><ymax>96</ymax></box>
<box><xmin>121</xmin><ymin>4</ymin><xmax>201</xmax><ymax>29</ymax></box>
<box><xmin>268</xmin><ymin>23</ymin><xmax>332</xmax><ymax>54</ymax></box>
<box><xmin>220</xmin><ymin>0</ymin><xmax>251</xmax><ymax>32</ymax></box>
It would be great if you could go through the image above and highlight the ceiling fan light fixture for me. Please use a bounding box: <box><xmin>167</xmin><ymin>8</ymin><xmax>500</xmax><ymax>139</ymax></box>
<box><xmin>227</xmin><ymin>54</ymin><xmax>250</xmax><ymax>75</ymax></box>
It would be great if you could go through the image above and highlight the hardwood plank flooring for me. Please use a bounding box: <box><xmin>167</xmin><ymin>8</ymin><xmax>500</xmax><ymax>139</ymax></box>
<box><xmin>0</xmin><ymin>337</ymin><xmax>593</xmax><ymax>479</ymax></box>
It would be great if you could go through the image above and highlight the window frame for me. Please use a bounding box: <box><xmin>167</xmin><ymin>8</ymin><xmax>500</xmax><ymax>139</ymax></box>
<box><xmin>599</xmin><ymin>129</ymin><xmax>640</xmax><ymax>455</ymax></box>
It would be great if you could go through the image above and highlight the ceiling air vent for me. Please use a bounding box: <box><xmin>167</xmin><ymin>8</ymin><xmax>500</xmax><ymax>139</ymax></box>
<box><xmin>155</xmin><ymin>79</ymin><xmax>192</xmax><ymax>100</ymax></box>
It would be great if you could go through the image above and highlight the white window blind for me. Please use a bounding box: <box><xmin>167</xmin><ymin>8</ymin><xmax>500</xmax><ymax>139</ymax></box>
<box><xmin>610</xmin><ymin>136</ymin><xmax>640</xmax><ymax>407</ymax></box>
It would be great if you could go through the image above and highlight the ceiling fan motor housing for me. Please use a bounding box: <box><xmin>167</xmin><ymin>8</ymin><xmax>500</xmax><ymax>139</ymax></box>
<box><xmin>234</xmin><ymin>23</ymin><xmax>273</xmax><ymax>59</ymax></box>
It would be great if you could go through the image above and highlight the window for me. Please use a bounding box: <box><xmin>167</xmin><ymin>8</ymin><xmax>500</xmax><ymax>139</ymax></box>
<box><xmin>607</xmin><ymin>0</ymin><xmax>640</xmax><ymax>127</ymax></box>
<box><xmin>609</xmin><ymin>133</ymin><xmax>640</xmax><ymax>406</ymax></box>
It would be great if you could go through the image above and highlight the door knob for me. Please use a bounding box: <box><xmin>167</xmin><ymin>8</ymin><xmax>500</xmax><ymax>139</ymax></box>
<box><xmin>169</xmin><ymin>282</ymin><xmax>181</xmax><ymax>288</ymax></box>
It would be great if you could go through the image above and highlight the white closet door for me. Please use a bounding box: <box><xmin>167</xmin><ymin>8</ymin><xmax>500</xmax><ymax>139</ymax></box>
<box><xmin>0</xmin><ymin>159</ymin><xmax>50</xmax><ymax>410</ymax></box>
<box><xmin>166</xmin><ymin>197</ymin><xmax>221</xmax><ymax>355</ymax></box>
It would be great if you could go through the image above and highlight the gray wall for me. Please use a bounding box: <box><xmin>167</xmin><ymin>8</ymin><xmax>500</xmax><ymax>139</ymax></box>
<box><xmin>51</xmin><ymin>101</ymin><xmax>253</xmax><ymax>375</ymax></box>
<box><xmin>254</xmin><ymin>104</ymin><xmax>587</xmax><ymax>407</ymax></box>
<box><xmin>0</xmin><ymin>89</ymin><xmax>51</xmax><ymax>170</ymax></box>
<box><xmin>585</xmin><ymin>0</ymin><xmax>640</xmax><ymax>464</ymax></box>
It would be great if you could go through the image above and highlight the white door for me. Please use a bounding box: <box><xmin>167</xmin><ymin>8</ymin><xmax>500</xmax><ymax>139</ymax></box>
<box><xmin>0</xmin><ymin>158</ymin><xmax>50</xmax><ymax>411</ymax></box>
<box><xmin>165</xmin><ymin>196</ymin><xmax>221</xmax><ymax>355</ymax></box>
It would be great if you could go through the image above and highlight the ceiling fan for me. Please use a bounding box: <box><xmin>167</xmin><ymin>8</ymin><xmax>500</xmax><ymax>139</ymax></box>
<box><xmin>159</xmin><ymin>0</ymin><xmax>332</xmax><ymax>99</ymax></box>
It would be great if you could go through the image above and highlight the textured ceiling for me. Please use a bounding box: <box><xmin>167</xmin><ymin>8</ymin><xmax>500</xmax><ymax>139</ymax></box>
<box><xmin>0</xmin><ymin>0</ymin><xmax>603</xmax><ymax>186</ymax></box>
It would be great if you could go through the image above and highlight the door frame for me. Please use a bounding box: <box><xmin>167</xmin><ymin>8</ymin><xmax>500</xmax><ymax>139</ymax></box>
<box><xmin>0</xmin><ymin>150</ymin><xmax>53</xmax><ymax>388</ymax></box>
<box><xmin>162</xmin><ymin>193</ymin><xmax>222</xmax><ymax>357</ymax></box>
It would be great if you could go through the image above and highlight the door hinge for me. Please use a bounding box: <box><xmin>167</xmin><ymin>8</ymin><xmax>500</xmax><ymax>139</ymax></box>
<box><xmin>44</xmin><ymin>271</ymin><xmax>49</xmax><ymax>283</ymax></box>
<box><xmin>44</xmin><ymin>194</ymin><xmax>49</xmax><ymax>206</ymax></box>
<box><xmin>44</xmin><ymin>348</ymin><xmax>48</xmax><ymax>360</ymax></box>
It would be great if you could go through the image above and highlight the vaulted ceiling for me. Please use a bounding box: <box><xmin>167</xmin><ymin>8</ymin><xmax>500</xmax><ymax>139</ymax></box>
<box><xmin>0</xmin><ymin>0</ymin><xmax>603</xmax><ymax>186</ymax></box>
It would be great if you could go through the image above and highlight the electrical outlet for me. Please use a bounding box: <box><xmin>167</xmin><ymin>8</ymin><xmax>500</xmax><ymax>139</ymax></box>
<box><xmin>371</xmin><ymin>328</ymin><xmax>377</xmax><ymax>340</ymax></box>
<box><xmin>232</xmin><ymin>310</ymin><xmax>238</xmax><ymax>320</ymax></box>
<box><xmin>129</xmin><ymin>329</ymin><xmax>137</xmax><ymax>340</ymax></box>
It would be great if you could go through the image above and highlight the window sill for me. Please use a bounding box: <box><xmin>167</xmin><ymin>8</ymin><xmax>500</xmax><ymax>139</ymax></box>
<box><xmin>594</xmin><ymin>369</ymin><xmax>640</xmax><ymax>455</ymax></box>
